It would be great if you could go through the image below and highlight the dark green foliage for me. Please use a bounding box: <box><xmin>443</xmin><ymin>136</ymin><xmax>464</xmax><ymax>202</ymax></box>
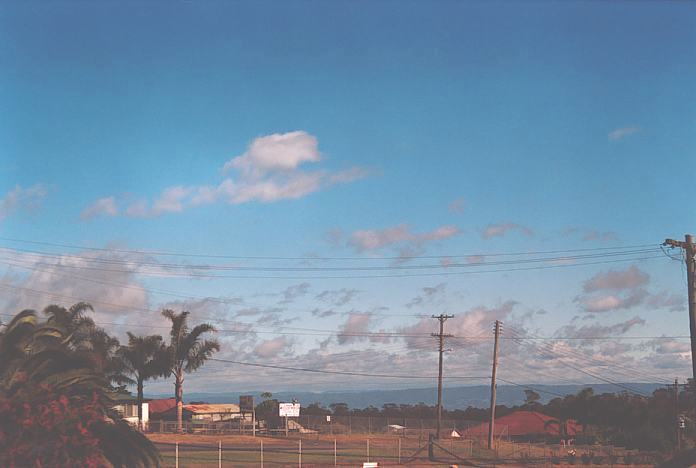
<box><xmin>303</xmin><ymin>402</ymin><xmax>331</xmax><ymax>415</ymax></box>
<box><xmin>0</xmin><ymin>305</ymin><xmax>161</xmax><ymax>467</ymax></box>
<box><xmin>329</xmin><ymin>402</ymin><xmax>349</xmax><ymax>415</ymax></box>
<box><xmin>255</xmin><ymin>398</ymin><xmax>279</xmax><ymax>420</ymax></box>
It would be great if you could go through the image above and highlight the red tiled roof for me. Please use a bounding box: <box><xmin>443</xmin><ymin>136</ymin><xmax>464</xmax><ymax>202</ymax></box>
<box><xmin>464</xmin><ymin>411</ymin><xmax>581</xmax><ymax>437</ymax></box>
<box><xmin>148</xmin><ymin>398</ymin><xmax>177</xmax><ymax>415</ymax></box>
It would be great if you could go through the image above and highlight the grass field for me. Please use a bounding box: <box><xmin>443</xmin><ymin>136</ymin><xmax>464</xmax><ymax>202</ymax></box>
<box><xmin>147</xmin><ymin>433</ymin><xmax>657</xmax><ymax>467</ymax></box>
<box><xmin>148</xmin><ymin>433</ymin><xmax>481</xmax><ymax>467</ymax></box>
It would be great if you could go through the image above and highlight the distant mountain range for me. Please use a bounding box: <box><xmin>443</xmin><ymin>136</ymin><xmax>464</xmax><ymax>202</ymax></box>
<box><xmin>148</xmin><ymin>383</ymin><xmax>664</xmax><ymax>409</ymax></box>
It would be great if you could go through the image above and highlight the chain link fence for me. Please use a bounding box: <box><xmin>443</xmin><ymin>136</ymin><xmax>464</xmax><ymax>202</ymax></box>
<box><xmin>151</xmin><ymin>436</ymin><xmax>662</xmax><ymax>467</ymax></box>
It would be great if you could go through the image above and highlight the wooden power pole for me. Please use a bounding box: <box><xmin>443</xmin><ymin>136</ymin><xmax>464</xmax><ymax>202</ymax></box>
<box><xmin>675</xmin><ymin>377</ymin><xmax>681</xmax><ymax>451</ymax></box>
<box><xmin>488</xmin><ymin>320</ymin><xmax>502</xmax><ymax>450</ymax></box>
<box><xmin>663</xmin><ymin>235</ymin><xmax>696</xmax><ymax>381</ymax></box>
<box><xmin>432</xmin><ymin>314</ymin><xmax>453</xmax><ymax>440</ymax></box>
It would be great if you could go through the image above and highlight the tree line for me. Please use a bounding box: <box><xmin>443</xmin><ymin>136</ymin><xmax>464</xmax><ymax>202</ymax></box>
<box><xmin>0</xmin><ymin>303</ymin><xmax>219</xmax><ymax>467</ymax></box>
<box><xmin>297</xmin><ymin>385</ymin><xmax>694</xmax><ymax>451</ymax></box>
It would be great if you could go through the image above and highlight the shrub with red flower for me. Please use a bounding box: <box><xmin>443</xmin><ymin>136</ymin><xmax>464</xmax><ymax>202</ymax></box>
<box><xmin>0</xmin><ymin>387</ymin><xmax>108</xmax><ymax>467</ymax></box>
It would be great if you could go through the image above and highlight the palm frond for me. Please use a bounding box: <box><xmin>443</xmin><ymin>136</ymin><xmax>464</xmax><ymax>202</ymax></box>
<box><xmin>2</xmin><ymin>309</ymin><xmax>37</xmax><ymax>334</ymax></box>
<box><xmin>92</xmin><ymin>419</ymin><xmax>161</xmax><ymax>467</ymax></box>
<box><xmin>184</xmin><ymin>339</ymin><xmax>220</xmax><ymax>372</ymax></box>
<box><xmin>162</xmin><ymin>309</ymin><xmax>189</xmax><ymax>346</ymax></box>
<box><xmin>69</xmin><ymin>301</ymin><xmax>94</xmax><ymax>317</ymax></box>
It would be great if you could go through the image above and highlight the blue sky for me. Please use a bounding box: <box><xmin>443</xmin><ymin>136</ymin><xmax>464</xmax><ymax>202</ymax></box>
<box><xmin>1</xmin><ymin>1</ymin><xmax>695</xmax><ymax>395</ymax></box>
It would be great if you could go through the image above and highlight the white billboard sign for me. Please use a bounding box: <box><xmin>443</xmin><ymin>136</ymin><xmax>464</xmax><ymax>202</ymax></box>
<box><xmin>279</xmin><ymin>402</ymin><xmax>300</xmax><ymax>417</ymax></box>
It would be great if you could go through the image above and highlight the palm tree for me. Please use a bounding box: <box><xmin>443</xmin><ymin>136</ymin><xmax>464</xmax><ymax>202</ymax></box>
<box><xmin>119</xmin><ymin>333</ymin><xmax>168</xmax><ymax>430</ymax></box>
<box><xmin>162</xmin><ymin>309</ymin><xmax>220</xmax><ymax>432</ymax></box>
<box><xmin>44</xmin><ymin>302</ymin><xmax>96</xmax><ymax>345</ymax></box>
<box><xmin>43</xmin><ymin>303</ymin><xmax>127</xmax><ymax>385</ymax></box>
<box><xmin>0</xmin><ymin>306</ymin><xmax>161</xmax><ymax>467</ymax></box>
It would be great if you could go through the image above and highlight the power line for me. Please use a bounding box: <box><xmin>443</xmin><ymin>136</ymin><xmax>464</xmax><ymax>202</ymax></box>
<box><xmin>0</xmin><ymin>236</ymin><xmax>660</xmax><ymax>261</ymax></box>
<box><xmin>495</xmin><ymin>378</ymin><xmax>567</xmax><ymax>398</ymax></box>
<box><xmin>0</xmin><ymin>252</ymin><xmax>666</xmax><ymax>279</ymax></box>
<box><xmin>450</xmin><ymin>334</ymin><xmax>690</xmax><ymax>342</ymax></box>
<box><xmin>0</xmin><ymin>282</ymin><xmax>689</xmax><ymax>342</ymax></box>
<box><xmin>505</xmin><ymin>326</ymin><xmax>675</xmax><ymax>384</ymax></box>
<box><xmin>0</xmin><ymin>245</ymin><xmax>661</xmax><ymax>271</ymax></box>
<box><xmin>506</xmin><ymin>333</ymin><xmax>654</xmax><ymax>395</ymax></box>
<box><xmin>0</xmin><ymin>299</ymin><xmax>675</xmax><ymax>389</ymax></box>
<box><xmin>505</xmin><ymin>328</ymin><xmax>666</xmax><ymax>384</ymax></box>
<box><xmin>208</xmin><ymin>357</ymin><xmax>488</xmax><ymax>380</ymax></box>
<box><xmin>0</xmin><ymin>258</ymin><xmax>432</xmax><ymax>318</ymax></box>
<box><xmin>497</xmin><ymin>353</ymin><xmax>593</xmax><ymax>388</ymax></box>
<box><xmin>207</xmin><ymin>357</ymin><xmax>604</xmax><ymax>399</ymax></box>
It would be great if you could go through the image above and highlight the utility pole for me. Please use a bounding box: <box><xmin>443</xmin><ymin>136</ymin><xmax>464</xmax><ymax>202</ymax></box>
<box><xmin>663</xmin><ymin>235</ymin><xmax>696</xmax><ymax>380</ymax></box>
<box><xmin>488</xmin><ymin>320</ymin><xmax>502</xmax><ymax>450</ymax></box>
<box><xmin>432</xmin><ymin>314</ymin><xmax>453</xmax><ymax>440</ymax></box>
<box><xmin>675</xmin><ymin>377</ymin><xmax>681</xmax><ymax>452</ymax></box>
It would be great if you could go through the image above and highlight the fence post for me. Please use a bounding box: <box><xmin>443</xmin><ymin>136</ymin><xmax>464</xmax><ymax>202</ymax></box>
<box><xmin>260</xmin><ymin>439</ymin><xmax>263</xmax><ymax>468</ymax></box>
<box><xmin>218</xmin><ymin>440</ymin><xmax>221</xmax><ymax>468</ymax></box>
<box><xmin>334</xmin><ymin>439</ymin><xmax>337</xmax><ymax>466</ymax></box>
<box><xmin>299</xmin><ymin>439</ymin><xmax>302</xmax><ymax>468</ymax></box>
<box><xmin>349</xmin><ymin>415</ymin><xmax>352</xmax><ymax>435</ymax></box>
<box><xmin>175</xmin><ymin>442</ymin><xmax>179</xmax><ymax>468</ymax></box>
<box><xmin>367</xmin><ymin>439</ymin><xmax>370</xmax><ymax>462</ymax></box>
<box><xmin>398</xmin><ymin>438</ymin><xmax>401</xmax><ymax>464</ymax></box>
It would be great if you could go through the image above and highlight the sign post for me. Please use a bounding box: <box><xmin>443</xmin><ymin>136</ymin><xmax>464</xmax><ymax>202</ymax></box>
<box><xmin>279</xmin><ymin>402</ymin><xmax>301</xmax><ymax>437</ymax></box>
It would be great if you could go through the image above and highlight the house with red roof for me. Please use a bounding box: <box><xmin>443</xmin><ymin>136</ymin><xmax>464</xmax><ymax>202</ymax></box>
<box><xmin>147</xmin><ymin>398</ymin><xmax>177</xmax><ymax>420</ymax></box>
<box><xmin>463</xmin><ymin>411</ymin><xmax>581</xmax><ymax>441</ymax></box>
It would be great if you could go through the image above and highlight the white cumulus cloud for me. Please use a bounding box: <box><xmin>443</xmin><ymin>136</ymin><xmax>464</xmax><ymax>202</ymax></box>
<box><xmin>83</xmin><ymin>131</ymin><xmax>369</xmax><ymax>219</ymax></box>
<box><xmin>223</xmin><ymin>131</ymin><xmax>321</xmax><ymax>177</ymax></box>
